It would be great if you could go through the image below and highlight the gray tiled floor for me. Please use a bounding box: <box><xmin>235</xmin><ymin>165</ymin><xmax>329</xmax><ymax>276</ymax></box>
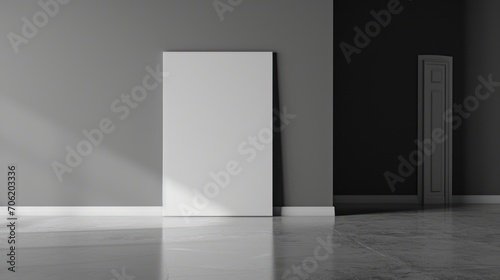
<box><xmin>1</xmin><ymin>205</ymin><xmax>500</xmax><ymax>279</ymax></box>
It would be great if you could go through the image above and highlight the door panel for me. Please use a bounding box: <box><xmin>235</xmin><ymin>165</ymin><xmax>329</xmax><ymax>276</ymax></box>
<box><xmin>430</xmin><ymin>89</ymin><xmax>444</xmax><ymax>194</ymax></box>
<box><xmin>418</xmin><ymin>56</ymin><xmax>452</xmax><ymax>205</ymax></box>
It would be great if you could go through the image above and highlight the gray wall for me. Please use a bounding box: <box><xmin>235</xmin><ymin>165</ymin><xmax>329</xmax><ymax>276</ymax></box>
<box><xmin>0</xmin><ymin>0</ymin><xmax>333</xmax><ymax>206</ymax></box>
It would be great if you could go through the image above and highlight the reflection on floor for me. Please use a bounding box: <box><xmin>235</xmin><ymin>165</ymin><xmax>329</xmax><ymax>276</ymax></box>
<box><xmin>334</xmin><ymin>203</ymin><xmax>424</xmax><ymax>215</ymax></box>
<box><xmin>1</xmin><ymin>205</ymin><xmax>500</xmax><ymax>279</ymax></box>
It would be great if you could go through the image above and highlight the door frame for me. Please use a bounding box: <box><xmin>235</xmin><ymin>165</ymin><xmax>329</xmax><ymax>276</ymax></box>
<box><xmin>417</xmin><ymin>55</ymin><xmax>453</xmax><ymax>205</ymax></box>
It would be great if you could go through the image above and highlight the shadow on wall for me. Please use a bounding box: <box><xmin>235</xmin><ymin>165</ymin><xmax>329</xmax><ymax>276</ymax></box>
<box><xmin>273</xmin><ymin>53</ymin><xmax>285</xmax><ymax>207</ymax></box>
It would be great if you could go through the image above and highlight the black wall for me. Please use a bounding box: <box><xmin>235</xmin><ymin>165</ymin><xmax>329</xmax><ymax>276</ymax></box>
<box><xmin>455</xmin><ymin>0</ymin><xmax>500</xmax><ymax>195</ymax></box>
<box><xmin>334</xmin><ymin>0</ymin><xmax>466</xmax><ymax>195</ymax></box>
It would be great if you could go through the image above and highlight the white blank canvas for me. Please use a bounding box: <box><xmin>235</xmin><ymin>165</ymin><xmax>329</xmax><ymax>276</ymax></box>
<box><xmin>163</xmin><ymin>52</ymin><xmax>273</xmax><ymax>216</ymax></box>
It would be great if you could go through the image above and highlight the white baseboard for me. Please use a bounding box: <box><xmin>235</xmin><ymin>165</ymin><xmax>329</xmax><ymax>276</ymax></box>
<box><xmin>452</xmin><ymin>195</ymin><xmax>500</xmax><ymax>204</ymax></box>
<box><xmin>0</xmin><ymin>207</ymin><xmax>336</xmax><ymax>217</ymax></box>
<box><xmin>273</xmin><ymin>207</ymin><xmax>335</xmax><ymax>216</ymax></box>
<box><xmin>0</xmin><ymin>207</ymin><xmax>163</xmax><ymax>216</ymax></box>
<box><xmin>4</xmin><ymin>198</ymin><xmax>497</xmax><ymax>217</ymax></box>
